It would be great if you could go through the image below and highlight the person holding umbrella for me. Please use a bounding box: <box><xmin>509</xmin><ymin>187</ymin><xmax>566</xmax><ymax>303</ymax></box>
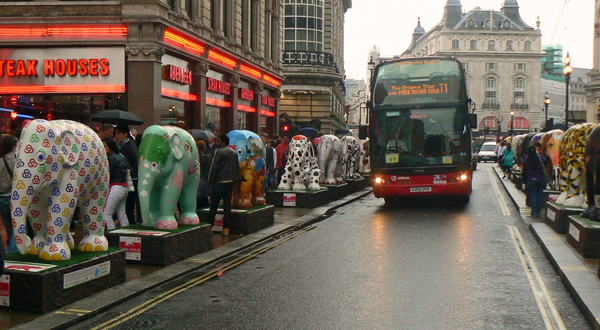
<box><xmin>115</xmin><ymin>124</ymin><xmax>139</xmax><ymax>223</ymax></box>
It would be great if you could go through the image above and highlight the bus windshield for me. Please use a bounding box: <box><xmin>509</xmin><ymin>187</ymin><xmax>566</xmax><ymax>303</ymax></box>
<box><xmin>372</xmin><ymin>59</ymin><xmax>466</xmax><ymax>106</ymax></box>
<box><xmin>371</xmin><ymin>107</ymin><xmax>471</xmax><ymax>167</ymax></box>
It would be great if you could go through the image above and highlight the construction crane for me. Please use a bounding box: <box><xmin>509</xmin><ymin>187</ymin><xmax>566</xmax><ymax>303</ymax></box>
<box><xmin>550</xmin><ymin>0</ymin><xmax>570</xmax><ymax>44</ymax></box>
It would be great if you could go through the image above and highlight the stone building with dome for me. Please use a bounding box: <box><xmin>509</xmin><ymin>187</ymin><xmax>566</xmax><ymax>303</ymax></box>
<box><xmin>401</xmin><ymin>0</ymin><xmax>543</xmax><ymax>137</ymax></box>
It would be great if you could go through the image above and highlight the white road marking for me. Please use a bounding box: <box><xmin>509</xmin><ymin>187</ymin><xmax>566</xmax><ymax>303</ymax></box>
<box><xmin>488</xmin><ymin>167</ymin><xmax>511</xmax><ymax>216</ymax></box>
<box><xmin>509</xmin><ymin>226</ymin><xmax>567</xmax><ymax>330</ymax></box>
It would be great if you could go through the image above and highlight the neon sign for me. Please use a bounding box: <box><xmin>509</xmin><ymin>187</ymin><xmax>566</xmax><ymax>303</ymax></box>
<box><xmin>0</xmin><ymin>58</ymin><xmax>110</xmax><ymax>77</ymax></box>
<box><xmin>207</xmin><ymin>77</ymin><xmax>230</xmax><ymax>95</ymax></box>
<box><xmin>239</xmin><ymin>88</ymin><xmax>254</xmax><ymax>101</ymax></box>
<box><xmin>388</xmin><ymin>83</ymin><xmax>449</xmax><ymax>97</ymax></box>
<box><xmin>163</xmin><ymin>65</ymin><xmax>192</xmax><ymax>85</ymax></box>
<box><xmin>261</xmin><ymin>95</ymin><xmax>276</xmax><ymax>107</ymax></box>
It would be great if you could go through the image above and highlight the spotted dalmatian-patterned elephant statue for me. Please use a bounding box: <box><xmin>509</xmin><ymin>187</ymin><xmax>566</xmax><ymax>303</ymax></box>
<box><xmin>12</xmin><ymin>120</ymin><xmax>109</xmax><ymax>260</ymax></box>
<box><xmin>277</xmin><ymin>135</ymin><xmax>321</xmax><ymax>191</ymax></box>
<box><xmin>341</xmin><ymin>136</ymin><xmax>361</xmax><ymax>179</ymax></box>
<box><xmin>556</xmin><ymin>123</ymin><xmax>597</xmax><ymax>207</ymax></box>
<box><xmin>317</xmin><ymin>134</ymin><xmax>343</xmax><ymax>184</ymax></box>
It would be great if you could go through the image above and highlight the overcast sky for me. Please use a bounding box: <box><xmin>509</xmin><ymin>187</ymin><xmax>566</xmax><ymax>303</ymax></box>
<box><xmin>343</xmin><ymin>0</ymin><xmax>594</xmax><ymax>81</ymax></box>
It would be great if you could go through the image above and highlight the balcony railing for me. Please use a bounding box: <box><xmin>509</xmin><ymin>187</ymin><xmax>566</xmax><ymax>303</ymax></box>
<box><xmin>282</xmin><ymin>51</ymin><xmax>339</xmax><ymax>73</ymax></box>
<box><xmin>510</xmin><ymin>103</ymin><xmax>529</xmax><ymax>109</ymax></box>
<box><xmin>481</xmin><ymin>102</ymin><xmax>500</xmax><ymax>109</ymax></box>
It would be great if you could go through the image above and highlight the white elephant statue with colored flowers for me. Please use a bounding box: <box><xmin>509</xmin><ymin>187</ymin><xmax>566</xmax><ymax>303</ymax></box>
<box><xmin>12</xmin><ymin>120</ymin><xmax>109</xmax><ymax>260</ymax></box>
<box><xmin>317</xmin><ymin>134</ymin><xmax>343</xmax><ymax>184</ymax></box>
<box><xmin>341</xmin><ymin>136</ymin><xmax>361</xmax><ymax>179</ymax></box>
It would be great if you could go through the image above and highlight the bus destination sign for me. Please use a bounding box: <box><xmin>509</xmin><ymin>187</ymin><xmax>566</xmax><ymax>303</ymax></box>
<box><xmin>388</xmin><ymin>82</ymin><xmax>449</xmax><ymax>97</ymax></box>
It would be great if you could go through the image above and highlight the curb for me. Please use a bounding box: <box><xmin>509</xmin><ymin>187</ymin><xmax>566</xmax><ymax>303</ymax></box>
<box><xmin>492</xmin><ymin>165</ymin><xmax>600</xmax><ymax>330</ymax></box>
<box><xmin>12</xmin><ymin>187</ymin><xmax>373</xmax><ymax>330</ymax></box>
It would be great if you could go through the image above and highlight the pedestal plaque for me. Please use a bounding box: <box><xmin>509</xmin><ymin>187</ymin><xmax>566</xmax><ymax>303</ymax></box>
<box><xmin>105</xmin><ymin>224</ymin><xmax>211</xmax><ymax>266</ymax></box>
<box><xmin>544</xmin><ymin>202</ymin><xmax>585</xmax><ymax>233</ymax></box>
<box><xmin>566</xmin><ymin>215</ymin><xmax>600</xmax><ymax>259</ymax></box>
<box><xmin>1</xmin><ymin>249</ymin><xmax>126</xmax><ymax>312</ymax></box>
<box><xmin>266</xmin><ymin>189</ymin><xmax>329</xmax><ymax>208</ymax></box>
<box><xmin>197</xmin><ymin>204</ymin><xmax>275</xmax><ymax>235</ymax></box>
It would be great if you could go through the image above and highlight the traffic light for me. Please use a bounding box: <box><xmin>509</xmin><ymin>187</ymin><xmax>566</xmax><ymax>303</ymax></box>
<box><xmin>282</xmin><ymin>124</ymin><xmax>290</xmax><ymax>133</ymax></box>
<box><xmin>10</xmin><ymin>111</ymin><xmax>17</xmax><ymax>120</ymax></box>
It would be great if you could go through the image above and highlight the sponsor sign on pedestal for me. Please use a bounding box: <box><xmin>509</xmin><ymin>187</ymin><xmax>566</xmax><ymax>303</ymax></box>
<box><xmin>544</xmin><ymin>202</ymin><xmax>584</xmax><ymax>233</ymax></box>
<box><xmin>63</xmin><ymin>261</ymin><xmax>110</xmax><ymax>289</ymax></box>
<box><xmin>283</xmin><ymin>193</ymin><xmax>296</xmax><ymax>207</ymax></box>
<box><xmin>213</xmin><ymin>214</ymin><xmax>224</xmax><ymax>232</ymax></box>
<box><xmin>119</xmin><ymin>236</ymin><xmax>142</xmax><ymax>261</ymax></box>
<box><xmin>0</xmin><ymin>275</ymin><xmax>9</xmax><ymax>307</ymax></box>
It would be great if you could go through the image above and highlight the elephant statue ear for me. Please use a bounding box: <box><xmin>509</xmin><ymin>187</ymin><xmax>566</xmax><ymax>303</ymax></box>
<box><xmin>171</xmin><ymin>134</ymin><xmax>183</xmax><ymax>161</ymax></box>
<box><xmin>59</xmin><ymin>130</ymin><xmax>79</xmax><ymax>168</ymax></box>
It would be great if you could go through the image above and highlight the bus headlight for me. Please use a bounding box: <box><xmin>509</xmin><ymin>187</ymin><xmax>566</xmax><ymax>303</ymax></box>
<box><xmin>460</xmin><ymin>174</ymin><xmax>468</xmax><ymax>181</ymax></box>
<box><xmin>375</xmin><ymin>177</ymin><xmax>382</xmax><ymax>184</ymax></box>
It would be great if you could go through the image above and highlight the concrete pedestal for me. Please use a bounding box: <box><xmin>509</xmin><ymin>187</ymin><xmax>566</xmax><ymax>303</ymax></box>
<box><xmin>545</xmin><ymin>202</ymin><xmax>585</xmax><ymax>234</ymax></box>
<box><xmin>105</xmin><ymin>224</ymin><xmax>211</xmax><ymax>266</ymax></box>
<box><xmin>1</xmin><ymin>249</ymin><xmax>126</xmax><ymax>313</ymax></box>
<box><xmin>321</xmin><ymin>183</ymin><xmax>351</xmax><ymax>201</ymax></box>
<box><xmin>197</xmin><ymin>205</ymin><xmax>274</xmax><ymax>235</ymax></box>
<box><xmin>266</xmin><ymin>189</ymin><xmax>329</xmax><ymax>208</ymax></box>
<box><xmin>344</xmin><ymin>177</ymin><xmax>366</xmax><ymax>193</ymax></box>
<box><xmin>512</xmin><ymin>171</ymin><xmax>523</xmax><ymax>190</ymax></box>
<box><xmin>567</xmin><ymin>215</ymin><xmax>600</xmax><ymax>259</ymax></box>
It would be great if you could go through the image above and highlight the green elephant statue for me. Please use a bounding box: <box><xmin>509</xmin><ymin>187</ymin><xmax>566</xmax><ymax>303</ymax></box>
<box><xmin>138</xmin><ymin>125</ymin><xmax>200</xmax><ymax>229</ymax></box>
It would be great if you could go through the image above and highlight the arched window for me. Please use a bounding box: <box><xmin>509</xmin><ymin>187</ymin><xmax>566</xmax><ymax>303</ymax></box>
<box><xmin>509</xmin><ymin>117</ymin><xmax>530</xmax><ymax>129</ymax></box>
<box><xmin>480</xmin><ymin>116</ymin><xmax>498</xmax><ymax>128</ymax></box>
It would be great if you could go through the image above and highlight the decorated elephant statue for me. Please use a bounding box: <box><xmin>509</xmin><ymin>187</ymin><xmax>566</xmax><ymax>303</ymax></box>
<box><xmin>228</xmin><ymin>130</ymin><xmax>266</xmax><ymax>209</ymax></box>
<box><xmin>541</xmin><ymin>129</ymin><xmax>564</xmax><ymax>168</ymax></box>
<box><xmin>12</xmin><ymin>120</ymin><xmax>109</xmax><ymax>260</ymax></box>
<box><xmin>556</xmin><ymin>123</ymin><xmax>596</xmax><ymax>207</ymax></box>
<box><xmin>317</xmin><ymin>134</ymin><xmax>343</xmax><ymax>184</ymax></box>
<box><xmin>341</xmin><ymin>136</ymin><xmax>361</xmax><ymax>179</ymax></box>
<box><xmin>138</xmin><ymin>125</ymin><xmax>200</xmax><ymax>229</ymax></box>
<box><xmin>277</xmin><ymin>135</ymin><xmax>321</xmax><ymax>191</ymax></box>
<box><xmin>582</xmin><ymin>125</ymin><xmax>600</xmax><ymax>220</ymax></box>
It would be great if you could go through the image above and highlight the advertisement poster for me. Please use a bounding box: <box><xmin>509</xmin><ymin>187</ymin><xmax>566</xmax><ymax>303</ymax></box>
<box><xmin>0</xmin><ymin>275</ymin><xmax>9</xmax><ymax>307</ymax></box>
<box><xmin>213</xmin><ymin>214</ymin><xmax>224</xmax><ymax>232</ymax></box>
<box><xmin>283</xmin><ymin>193</ymin><xmax>297</xmax><ymax>207</ymax></box>
<box><xmin>63</xmin><ymin>261</ymin><xmax>110</xmax><ymax>289</ymax></box>
<box><xmin>119</xmin><ymin>236</ymin><xmax>142</xmax><ymax>261</ymax></box>
<box><xmin>4</xmin><ymin>261</ymin><xmax>57</xmax><ymax>272</ymax></box>
<box><xmin>109</xmin><ymin>229</ymin><xmax>169</xmax><ymax>236</ymax></box>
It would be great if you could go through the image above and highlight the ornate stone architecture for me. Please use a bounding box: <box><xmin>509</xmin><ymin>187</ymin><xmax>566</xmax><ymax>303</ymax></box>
<box><xmin>586</xmin><ymin>0</ymin><xmax>600</xmax><ymax>123</ymax></box>
<box><xmin>401</xmin><ymin>0</ymin><xmax>543</xmax><ymax>137</ymax></box>
<box><xmin>280</xmin><ymin>0</ymin><xmax>352</xmax><ymax>135</ymax></box>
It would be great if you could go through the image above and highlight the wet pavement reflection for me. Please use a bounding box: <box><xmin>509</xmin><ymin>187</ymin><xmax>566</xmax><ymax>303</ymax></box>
<box><xmin>0</xmin><ymin>206</ymin><xmax>313</xmax><ymax>329</ymax></box>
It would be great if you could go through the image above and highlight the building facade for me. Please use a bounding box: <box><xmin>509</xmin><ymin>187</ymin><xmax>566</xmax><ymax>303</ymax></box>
<box><xmin>279</xmin><ymin>0</ymin><xmax>351</xmax><ymax>134</ymax></box>
<box><xmin>402</xmin><ymin>0</ymin><xmax>543</xmax><ymax>137</ymax></box>
<box><xmin>586</xmin><ymin>0</ymin><xmax>600</xmax><ymax>123</ymax></box>
<box><xmin>0</xmin><ymin>0</ymin><xmax>284</xmax><ymax>135</ymax></box>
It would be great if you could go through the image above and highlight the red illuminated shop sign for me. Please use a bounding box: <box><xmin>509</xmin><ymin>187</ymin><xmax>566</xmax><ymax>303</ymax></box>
<box><xmin>239</xmin><ymin>88</ymin><xmax>254</xmax><ymax>101</ymax></box>
<box><xmin>163</xmin><ymin>65</ymin><xmax>192</xmax><ymax>85</ymax></box>
<box><xmin>0</xmin><ymin>58</ymin><xmax>110</xmax><ymax>77</ymax></box>
<box><xmin>0</xmin><ymin>47</ymin><xmax>125</xmax><ymax>94</ymax></box>
<box><xmin>207</xmin><ymin>77</ymin><xmax>230</xmax><ymax>95</ymax></box>
<box><xmin>261</xmin><ymin>95</ymin><xmax>276</xmax><ymax>108</ymax></box>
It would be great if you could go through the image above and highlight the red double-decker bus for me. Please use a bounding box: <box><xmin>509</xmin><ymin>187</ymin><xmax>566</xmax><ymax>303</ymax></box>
<box><xmin>368</xmin><ymin>57</ymin><xmax>477</xmax><ymax>204</ymax></box>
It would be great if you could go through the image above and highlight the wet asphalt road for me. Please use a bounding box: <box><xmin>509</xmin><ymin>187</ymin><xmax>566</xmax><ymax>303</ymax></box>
<box><xmin>70</xmin><ymin>163</ymin><xmax>591</xmax><ymax>330</ymax></box>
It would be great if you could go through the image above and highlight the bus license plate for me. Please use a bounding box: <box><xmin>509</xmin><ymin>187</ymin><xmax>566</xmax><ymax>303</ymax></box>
<box><xmin>410</xmin><ymin>187</ymin><xmax>432</xmax><ymax>193</ymax></box>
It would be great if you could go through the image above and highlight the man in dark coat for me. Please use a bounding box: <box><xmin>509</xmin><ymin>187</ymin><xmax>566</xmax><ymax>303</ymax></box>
<box><xmin>115</xmin><ymin>124</ymin><xmax>140</xmax><ymax>223</ymax></box>
<box><xmin>207</xmin><ymin>134</ymin><xmax>240</xmax><ymax>236</ymax></box>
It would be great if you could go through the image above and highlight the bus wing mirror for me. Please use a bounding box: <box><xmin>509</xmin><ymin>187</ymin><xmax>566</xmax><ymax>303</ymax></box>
<box><xmin>469</xmin><ymin>113</ymin><xmax>477</xmax><ymax>129</ymax></box>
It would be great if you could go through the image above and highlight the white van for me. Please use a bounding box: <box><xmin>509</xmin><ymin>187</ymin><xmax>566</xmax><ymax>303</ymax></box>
<box><xmin>477</xmin><ymin>142</ymin><xmax>499</xmax><ymax>163</ymax></box>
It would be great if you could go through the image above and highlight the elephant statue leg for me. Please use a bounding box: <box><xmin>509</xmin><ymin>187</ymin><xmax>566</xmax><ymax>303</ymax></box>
<box><xmin>78</xmin><ymin>197</ymin><xmax>109</xmax><ymax>252</ymax></box>
<box><xmin>27</xmin><ymin>198</ymin><xmax>49</xmax><ymax>256</ymax></box>
<box><xmin>178</xmin><ymin>174</ymin><xmax>200</xmax><ymax>225</ymax></box>
<box><xmin>235</xmin><ymin>162</ymin><xmax>254</xmax><ymax>208</ymax></box>
<box><xmin>251</xmin><ymin>171</ymin><xmax>266</xmax><ymax>206</ymax></box>
<box><xmin>39</xmin><ymin>186</ymin><xmax>77</xmax><ymax>260</ymax></box>
<box><xmin>155</xmin><ymin>172</ymin><xmax>184</xmax><ymax>230</ymax></box>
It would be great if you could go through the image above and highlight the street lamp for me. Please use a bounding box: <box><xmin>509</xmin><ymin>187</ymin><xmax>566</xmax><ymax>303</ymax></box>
<box><xmin>496</xmin><ymin>115</ymin><xmax>503</xmax><ymax>142</ymax></box>
<box><xmin>367</xmin><ymin>56</ymin><xmax>376</xmax><ymax>86</ymax></box>
<box><xmin>510</xmin><ymin>111</ymin><xmax>515</xmax><ymax>137</ymax></box>
<box><xmin>544</xmin><ymin>92</ymin><xmax>551</xmax><ymax>130</ymax></box>
<box><xmin>563</xmin><ymin>52</ymin><xmax>573</xmax><ymax>129</ymax></box>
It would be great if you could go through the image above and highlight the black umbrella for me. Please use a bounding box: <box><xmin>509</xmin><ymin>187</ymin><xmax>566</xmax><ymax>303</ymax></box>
<box><xmin>91</xmin><ymin>110</ymin><xmax>144</xmax><ymax>126</ymax></box>
<box><xmin>187</xmin><ymin>129</ymin><xmax>215</xmax><ymax>141</ymax></box>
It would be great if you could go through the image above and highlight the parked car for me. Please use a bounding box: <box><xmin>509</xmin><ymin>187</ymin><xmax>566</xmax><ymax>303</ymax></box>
<box><xmin>477</xmin><ymin>142</ymin><xmax>498</xmax><ymax>163</ymax></box>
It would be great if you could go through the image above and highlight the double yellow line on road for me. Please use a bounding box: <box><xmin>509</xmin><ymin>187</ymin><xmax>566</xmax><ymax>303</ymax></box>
<box><xmin>90</xmin><ymin>225</ymin><xmax>315</xmax><ymax>330</ymax></box>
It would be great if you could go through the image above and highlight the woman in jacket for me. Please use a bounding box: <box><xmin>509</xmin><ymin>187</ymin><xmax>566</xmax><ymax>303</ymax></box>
<box><xmin>502</xmin><ymin>144</ymin><xmax>514</xmax><ymax>179</ymax></box>
<box><xmin>102</xmin><ymin>137</ymin><xmax>130</xmax><ymax>230</ymax></box>
<box><xmin>522</xmin><ymin>143</ymin><xmax>551</xmax><ymax>217</ymax></box>
<box><xmin>196</xmin><ymin>139</ymin><xmax>212</xmax><ymax>209</ymax></box>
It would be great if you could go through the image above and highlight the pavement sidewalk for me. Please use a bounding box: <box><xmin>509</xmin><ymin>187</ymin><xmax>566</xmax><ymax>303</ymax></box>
<box><xmin>11</xmin><ymin>187</ymin><xmax>373</xmax><ymax>330</ymax></box>
<box><xmin>492</xmin><ymin>165</ymin><xmax>600</xmax><ymax>330</ymax></box>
